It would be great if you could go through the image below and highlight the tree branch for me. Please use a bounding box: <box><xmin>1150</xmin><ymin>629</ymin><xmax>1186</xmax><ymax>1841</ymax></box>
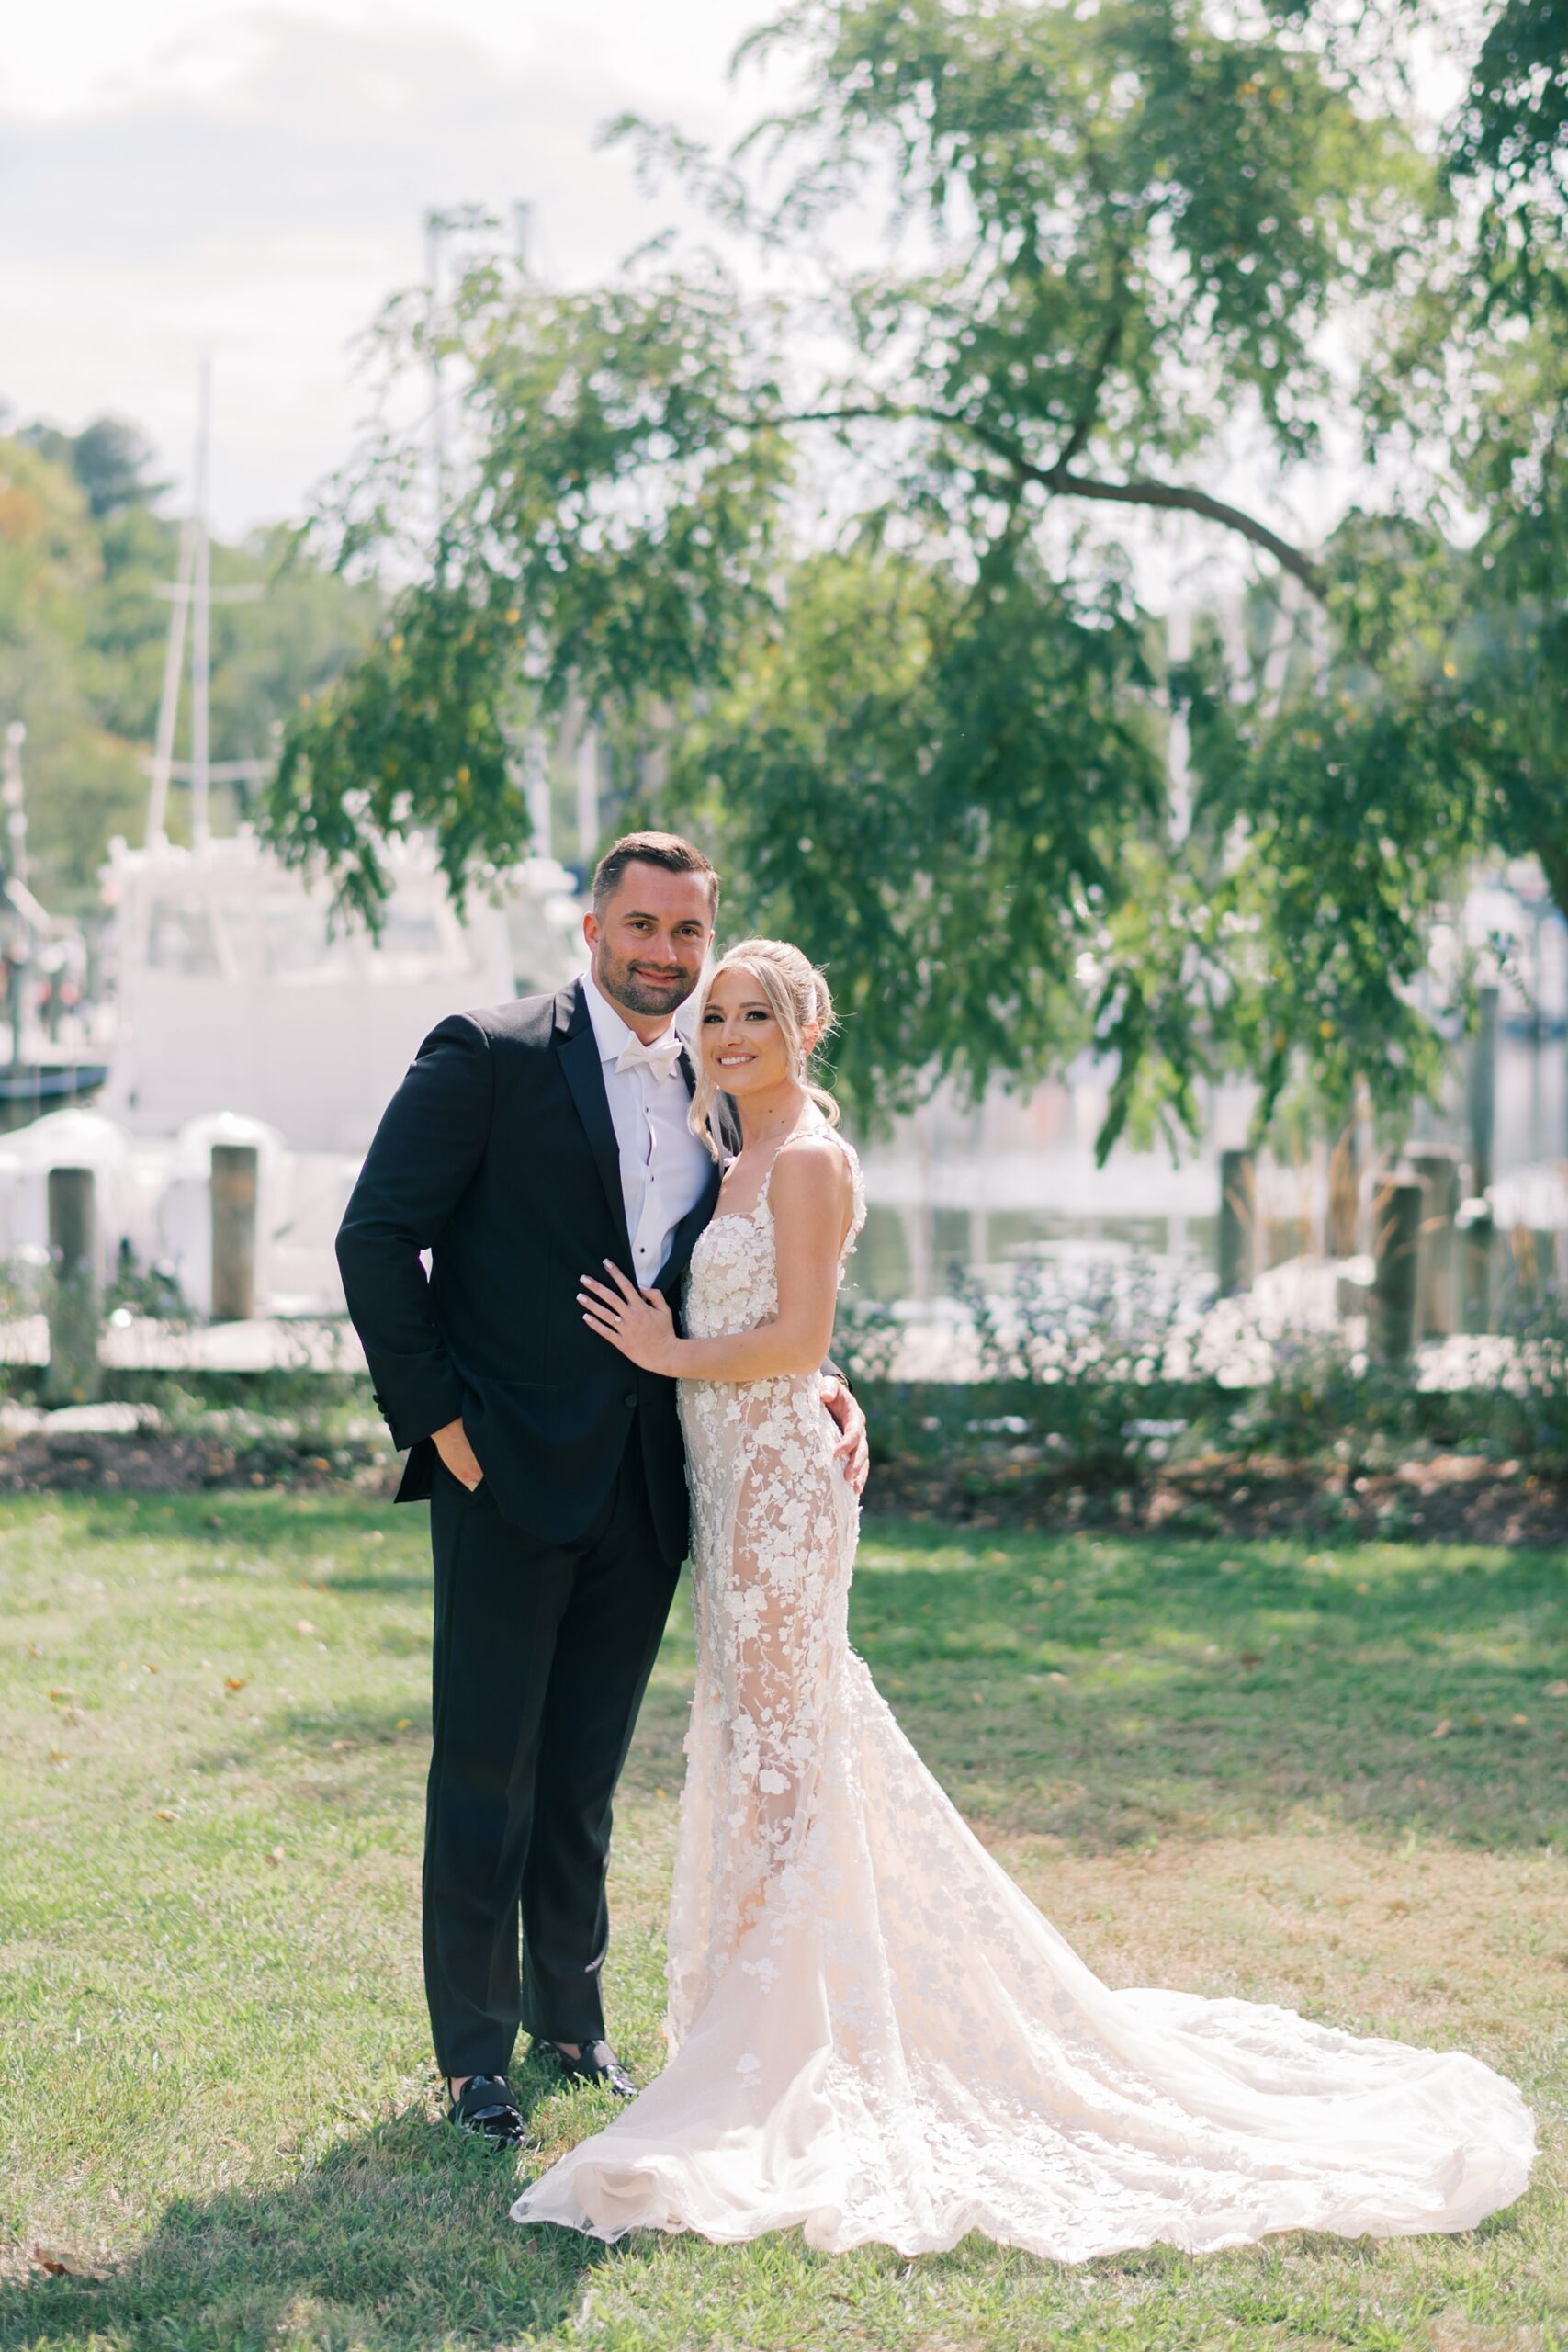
<box><xmin>1033</xmin><ymin>464</ymin><xmax>1326</xmax><ymax>599</ymax></box>
<box><xmin>759</xmin><ymin>402</ymin><xmax>1328</xmax><ymax>602</ymax></box>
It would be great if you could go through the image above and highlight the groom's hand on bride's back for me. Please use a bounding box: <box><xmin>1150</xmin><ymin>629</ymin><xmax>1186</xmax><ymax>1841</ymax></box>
<box><xmin>821</xmin><ymin>1378</ymin><xmax>870</xmax><ymax>1497</ymax></box>
<box><xmin>433</xmin><ymin>1417</ymin><xmax>485</xmax><ymax>1491</ymax></box>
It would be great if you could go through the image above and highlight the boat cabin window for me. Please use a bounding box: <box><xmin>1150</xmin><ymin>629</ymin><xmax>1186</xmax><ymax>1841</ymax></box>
<box><xmin>264</xmin><ymin>899</ymin><xmax>356</xmax><ymax>981</ymax></box>
<box><xmin>146</xmin><ymin>898</ymin><xmax>221</xmax><ymax>976</ymax></box>
<box><xmin>371</xmin><ymin>903</ymin><xmax>454</xmax><ymax>978</ymax></box>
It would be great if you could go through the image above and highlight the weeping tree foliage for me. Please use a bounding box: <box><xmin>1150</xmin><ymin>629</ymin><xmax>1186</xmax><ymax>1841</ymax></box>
<box><xmin>668</xmin><ymin>541</ymin><xmax>1165</xmax><ymax>1114</ymax></box>
<box><xmin>1057</xmin><ymin>0</ymin><xmax>1568</xmax><ymax>1151</ymax></box>
<box><xmin>1227</xmin><ymin>0</ymin><xmax>1568</xmax><ymax>1143</ymax></box>
<box><xmin>271</xmin><ymin>0</ymin><xmax>1512</xmax><ymax>1143</ymax></box>
<box><xmin>1127</xmin><ymin>528</ymin><xmax>1501</xmax><ymax>1149</ymax></box>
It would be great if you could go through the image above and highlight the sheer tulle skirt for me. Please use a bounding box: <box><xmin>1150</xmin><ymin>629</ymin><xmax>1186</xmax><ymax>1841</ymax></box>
<box><xmin>511</xmin><ymin>1147</ymin><xmax>1533</xmax><ymax>2256</ymax></box>
<box><xmin>512</xmin><ymin>1640</ymin><xmax>1534</xmax><ymax>2257</ymax></box>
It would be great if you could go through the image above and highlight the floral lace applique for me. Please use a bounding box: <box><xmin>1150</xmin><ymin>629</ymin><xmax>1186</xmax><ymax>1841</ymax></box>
<box><xmin>670</xmin><ymin>1128</ymin><xmax>865</xmax><ymax>2039</ymax></box>
<box><xmin>511</xmin><ymin>1125</ymin><xmax>1533</xmax><ymax>2260</ymax></box>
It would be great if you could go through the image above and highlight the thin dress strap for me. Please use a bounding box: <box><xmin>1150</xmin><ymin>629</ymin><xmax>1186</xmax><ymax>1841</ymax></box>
<box><xmin>760</xmin><ymin>1126</ymin><xmax>865</xmax><ymax>1259</ymax></box>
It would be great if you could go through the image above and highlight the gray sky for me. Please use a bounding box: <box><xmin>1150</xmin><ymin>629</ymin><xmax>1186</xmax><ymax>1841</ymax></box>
<box><xmin>5</xmin><ymin>0</ymin><xmax>1457</xmax><ymax>601</ymax></box>
<box><xmin>4</xmin><ymin>0</ymin><xmax>791</xmax><ymax>535</ymax></box>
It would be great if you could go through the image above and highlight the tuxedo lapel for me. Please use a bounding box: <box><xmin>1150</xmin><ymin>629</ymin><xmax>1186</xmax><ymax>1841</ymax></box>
<box><xmin>555</xmin><ymin>979</ymin><xmax>633</xmax><ymax>1260</ymax></box>
<box><xmin>658</xmin><ymin>1042</ymin><xmax>724</xmax><ymax>1299</ymax></box>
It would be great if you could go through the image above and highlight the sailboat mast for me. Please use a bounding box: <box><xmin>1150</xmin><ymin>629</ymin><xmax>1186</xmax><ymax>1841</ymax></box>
<box><xmin>190</xmin><ymin>358</ymin><xmax>213</xmax><ymax>849</ymax></box>
<box><xmin>145</xmin><ymin>512</ymin><xmax>196</xmax><ymax>848</ymax></box>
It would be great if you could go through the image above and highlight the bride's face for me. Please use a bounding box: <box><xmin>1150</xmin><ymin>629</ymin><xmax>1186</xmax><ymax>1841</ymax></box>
<box><xmin>701</xmin><ymin>967</ymin><xmax>810</xmax><ymax>1098</ymax></box>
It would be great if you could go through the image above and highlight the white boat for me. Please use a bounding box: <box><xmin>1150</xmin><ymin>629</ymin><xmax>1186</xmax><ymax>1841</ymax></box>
<box><xmin>0</xmin><ymin>367</ymin><xmax>586</xmax><ymax>1325</ymax></box>
<box><xmin>96</xmin><ymin>825</ymin><xmax>579</xmax><ymax>1152</ymax></box>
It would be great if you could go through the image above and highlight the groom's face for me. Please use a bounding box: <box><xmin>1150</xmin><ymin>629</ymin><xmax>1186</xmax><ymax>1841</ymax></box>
<box><xmin>585</xmin><ymin>862</ymin><xmax>715</xmax><ymax>1024</ymax></box>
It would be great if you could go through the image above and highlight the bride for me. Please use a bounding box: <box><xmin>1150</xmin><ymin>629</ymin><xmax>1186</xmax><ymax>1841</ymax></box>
<box><xmin>511</xmin><ymin>938</ymin><xmax>1534</xmax><ymax>2260</ymax></box>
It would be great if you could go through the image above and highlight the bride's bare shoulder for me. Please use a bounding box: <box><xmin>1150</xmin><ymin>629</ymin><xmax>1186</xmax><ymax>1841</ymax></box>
<box><xmin>770</xmin><ymin>1129</ymin><xmax>855</xmax><ymax>1215</ymax></box>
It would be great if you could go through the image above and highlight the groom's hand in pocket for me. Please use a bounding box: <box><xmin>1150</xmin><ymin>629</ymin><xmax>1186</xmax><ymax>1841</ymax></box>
<box><xmin>433</xmin><ymin>1416</ymin><xmax>485</xmax><ymax>1491</ymax></box>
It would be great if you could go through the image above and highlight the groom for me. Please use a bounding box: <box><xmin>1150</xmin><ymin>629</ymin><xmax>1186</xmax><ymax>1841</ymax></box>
<box><xmin>337</xmin><ymin>831</ymin><xmax>868</xmax><ymax>2147</ymax></box>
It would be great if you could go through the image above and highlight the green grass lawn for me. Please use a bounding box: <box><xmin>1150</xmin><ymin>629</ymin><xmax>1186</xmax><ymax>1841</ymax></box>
<box><xmin>0</xmin><ymin>1494</ymin><xmax>1563</xmax><ymax>2351</ymax></box>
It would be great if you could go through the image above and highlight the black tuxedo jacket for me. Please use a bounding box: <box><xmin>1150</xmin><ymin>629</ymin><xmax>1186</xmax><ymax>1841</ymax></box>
<box><xmin>336</xmin><ymin>977</ymin><xmax>737</xmax><ymax>1564</ymax></box>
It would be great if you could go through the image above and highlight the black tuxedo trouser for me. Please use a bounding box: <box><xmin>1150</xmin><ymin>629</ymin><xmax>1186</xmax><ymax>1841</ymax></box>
<box><xmin>423</xmin><ymin>1440</ymin><xmax>680</xmax><ymax>2078</ymax></box>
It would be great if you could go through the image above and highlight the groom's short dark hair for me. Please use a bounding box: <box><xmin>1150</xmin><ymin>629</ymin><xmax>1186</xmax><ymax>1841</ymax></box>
<box><xmin>592</xmin><ymin>831</ymin><xmax>719</xmax><ymax>918</ymax></box>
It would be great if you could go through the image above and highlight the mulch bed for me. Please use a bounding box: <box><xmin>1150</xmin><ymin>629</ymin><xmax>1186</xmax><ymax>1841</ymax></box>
<box><xmin>0</xmin><ymin>1430</ymin><xmax>387</xmax><ymax>1497</ymax></box>
<box><xmin>866</xmin><ymin>1450</ymin><xmax>1568</xmax><ymax>1544</ymax></box>
<box><xmin>3</xmin><ymin>1430</ymin><xmax>1566</xmax><ymax>1544</ymax></box>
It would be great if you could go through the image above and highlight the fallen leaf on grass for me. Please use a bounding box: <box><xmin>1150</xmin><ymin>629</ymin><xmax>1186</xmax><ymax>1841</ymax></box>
<box><xmin>154</xmin><ymin>1808</ymin><xmax>176</xmax><ymax>1822</ymax></box>
<box><xmin>33</xmin><ymin>2245</ymin><xmax>94</xmax><ymax>2278</ymax></box>
<box><xmin>395</xmin><ymin>1717</ymin><xmax>412</xmax><ymax>1731</ymax></box>
<box><xmin>330</xmin><ymin>1738</ymin><xmax>355</xmax><ymax>1752</ymax></box>
<box><xmin>142</xmin><ymin>1662</ymin><xmax>158</xmax><ymax>1674</ymax></box>
<box><xmin>223</xmin><ymin>1677</ymin><xmax>247</xmax><ymax>1693</ymax></box>
<box><xmin>1512</xmin><ymin>1713</ymin><xmax>1529</xmax><ymax>1726</ymax></box>
<box><xmin>1547</xmin><ymin>1681</ymin><xmax>1568</xmax><ymax>1699</ymax></box>
<box><xmin>1429</xmin><ymin>1719</ymin><xmax>1451</xmax><ymax>1739</ymax></box>
<box><xmin>46</xmin><ymin>1689</ymin><xmax>77</xmax><ymax>1703</ymax></box>
<box><xmin>265</xmin><ymin>1846</ymin><xmax>286</xmax><ymax>1865</ymax></box>
<box><xmin>293</xmin><ymin>1619</ymin><xmax>317</xmax><ymax>1636</ymax></box>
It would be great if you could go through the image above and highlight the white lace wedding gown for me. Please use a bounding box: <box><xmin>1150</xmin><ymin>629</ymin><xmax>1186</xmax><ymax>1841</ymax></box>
<box><xmin>512</xmin><ymin>1132</ymin><xmax>1534</xmax><ymax>2259</ymax></box>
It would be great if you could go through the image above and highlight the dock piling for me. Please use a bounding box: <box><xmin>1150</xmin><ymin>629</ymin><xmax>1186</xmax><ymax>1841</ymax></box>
<box><xmin>1217</xmin><ymin>1149</ymin><xmax>1257</xmax><ymax>1297</ymax></box>
<box><xmin>210</xmin><ymin>1143</ymin><xmax>259</xmax><ymax>1322</ymax></box>
<box><xmin>45</xmin><ymin>1165</ymin><xmax>100</xmax><ymax>1403</ymax></box>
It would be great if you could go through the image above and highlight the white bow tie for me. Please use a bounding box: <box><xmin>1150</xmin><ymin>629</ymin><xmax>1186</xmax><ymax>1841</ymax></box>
<box><xmin>615</xmin><ymin>1031</ymin><xmax>684</xmax><ymax>1083</ymax></box>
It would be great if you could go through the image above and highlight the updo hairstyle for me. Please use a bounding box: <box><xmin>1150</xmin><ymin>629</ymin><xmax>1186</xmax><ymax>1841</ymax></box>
<box><xmin>688</xmin><ymin>937</ymin><xmax>840</xmax><ymax>1162</ymax></box>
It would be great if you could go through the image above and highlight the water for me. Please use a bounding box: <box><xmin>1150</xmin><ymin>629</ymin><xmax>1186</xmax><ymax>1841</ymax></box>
<box><xmin>847</xmin><ymin>1025</ymin><xmax>1568</xmax><ymax>1308</ymax></box>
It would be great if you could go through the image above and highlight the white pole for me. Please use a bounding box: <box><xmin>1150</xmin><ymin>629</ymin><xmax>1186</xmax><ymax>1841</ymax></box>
<box><xmin>425</xmin><ymin>208</ymin><xmax>446</xmax><ymax>562</ymax></box>
<box><xmin>3</xmin><ymin>719</ymin><xmax>28</xmax><ymax>889</ymax></box>
<box><xmin>146</xmin><ymin>513</ymin><xmax>197</xmax><ymax>846</ymax></box>
<box><xmin>190</xmin><ymin>357</ymin><xmax>213</xmax><ymax>848</ymax></box>
<box><xmin>524</xmin><ymin>729</ymin><xmax>552</xmax><ymax>860</ymax></box>
<box><xmin>1259</xmin><ymin>577</ymin><xmax>1298</xmax><ymax>714</ymax></box>
<box><xmin>5</xmin><ymin>722</ymin><xmax>29</xmax><ymax>1073</ymax></box>
<box><xmin>575</xmin><ymin>722</ymin><xmax>600</xmax><ymax>866</ymax></box>
<box><xmin>1167</xmin><ymin>599</ymin><xmax>1191</xmax><ymax>844</ymax></box>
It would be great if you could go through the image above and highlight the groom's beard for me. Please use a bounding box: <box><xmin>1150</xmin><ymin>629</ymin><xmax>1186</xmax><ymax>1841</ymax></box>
<box><xmin>593</xmin><ymin>946</ymin><xmax>702</xmax><ymax>1022</ymax></box>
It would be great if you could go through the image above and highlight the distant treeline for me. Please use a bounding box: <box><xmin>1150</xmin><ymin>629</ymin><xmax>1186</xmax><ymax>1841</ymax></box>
<box><xmin>0</xmin><ymin>412</ymin><xmax>379</xmax><ymax>910</ymax></box>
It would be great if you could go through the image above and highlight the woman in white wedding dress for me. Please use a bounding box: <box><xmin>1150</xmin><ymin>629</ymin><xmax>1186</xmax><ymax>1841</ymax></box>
<box><xmin>511</xmin><ymin>939</ymin><xmax>1534</xmax><ymax>2261</ymax></box>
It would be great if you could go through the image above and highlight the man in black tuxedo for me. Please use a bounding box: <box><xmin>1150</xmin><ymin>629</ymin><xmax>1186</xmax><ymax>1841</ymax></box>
<box><xmin>337</xmin><ymin>831</ymin><xmax>867</xmax><ymax>2145</ymax></box>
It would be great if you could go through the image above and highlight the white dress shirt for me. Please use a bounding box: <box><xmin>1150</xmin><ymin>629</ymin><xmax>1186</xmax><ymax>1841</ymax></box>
<box><xmin>581</xmin><ymin>969</ymin><xmax>714</xmax><ymax>1284</ymax></box>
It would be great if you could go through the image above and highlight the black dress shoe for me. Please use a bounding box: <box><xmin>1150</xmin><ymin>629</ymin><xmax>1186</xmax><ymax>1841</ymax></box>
<box><xmin>542</xmin><ymin>2039</ymin><xmax>637</xmax><ymax>2099</ymax></box>
<box><xmin>447</xmin><ymin>2073</ymin><xmax>531</xmax><ymax>2148</ymax></box>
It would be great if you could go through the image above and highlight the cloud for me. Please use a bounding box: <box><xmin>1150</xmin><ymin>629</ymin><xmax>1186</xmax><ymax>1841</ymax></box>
<box><xmin>0</xmin><ymin>6</ymin><xmax>769</xmax><ymax>528</ymax></box>
<box><xmin>4</xmin><ymin>12</ymin><xmax>700</xmax><ymax>275</ymax></box>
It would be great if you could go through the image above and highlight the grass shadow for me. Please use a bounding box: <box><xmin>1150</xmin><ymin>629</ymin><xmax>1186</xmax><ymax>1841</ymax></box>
<box><xmin>0</xmin><ymin>2109</ymin><xmax>607</xmax><ymax>2352</ymax></box>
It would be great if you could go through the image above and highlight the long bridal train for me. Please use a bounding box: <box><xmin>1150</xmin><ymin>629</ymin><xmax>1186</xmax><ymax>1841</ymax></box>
<box><xmin>512</xmin><ymin>1135</ymin><xmax>1534</xmax><ymax>2260</ymax></box>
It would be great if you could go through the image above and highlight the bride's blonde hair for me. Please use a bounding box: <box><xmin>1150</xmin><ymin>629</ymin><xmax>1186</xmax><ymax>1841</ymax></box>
<box><xmin>688</xmin><ymin>937</ymin><xmax>840</xmax><ymax>1162</ymax></box>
